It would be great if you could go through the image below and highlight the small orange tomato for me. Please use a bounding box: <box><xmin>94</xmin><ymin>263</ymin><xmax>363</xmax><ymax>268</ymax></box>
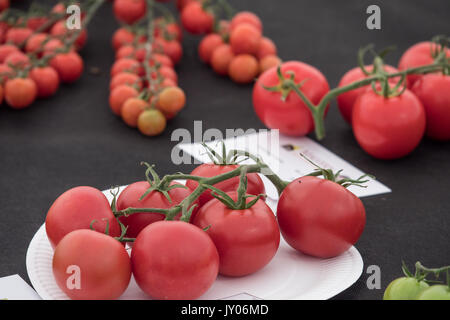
<box><xmin>137</xmin><ymin>109</ymin><xmax>167</xmax><ymax>136</ymax></box>
<box><xmin>4</xmin><ymin>77</ymin><xmax>37</xmax><ymax>109</ymax></box>
<box><xmin>257</xmin><ymin>37</ymin><xmax>277</xmax><ymax>59</ymax></box>
<box><xmin>121</xmin><ymin>97</ymin><xmax>148</xmax><ymax>128</ymax></box>
<box><xmin>198</xmin><ymin>33</ymin><xmax>224</xmax><ymax>64</ymax></box>
<box><xmin>157</xmin><ymin>86</ymin><xmax>186</xmax><ymax>114</ymax></box>
<box><xmin>229</xmin><ymin>23</ymin><xmax>261</xmax><ymax>55</ymax></box>
<box><xmin>110</xmin><ymin>72</ymin><xmax>142</xmax><ymax>91</ymax></box>
<box><xmin>259</xmin><ymin>55</ymin><xmax>282</xmax><ymax>74</ymax></box>
<box><xmin>211</xmin><ymin>44</ymin><xmax>234</xmax><ymax>76</ymax></box>
<box><xmin>109</xmin><ymin>84</ymin><xmax>139</xmax><ymax>115</ymax></box>
<box><xmin>228</xmin><ymin>54</ymin><xmax>259</xmax><ymax>84</ymax></box>
<box><xmin>29</xmin><ymin>66</ymin><xmax>60</xmax><ymax>98</ymax></box>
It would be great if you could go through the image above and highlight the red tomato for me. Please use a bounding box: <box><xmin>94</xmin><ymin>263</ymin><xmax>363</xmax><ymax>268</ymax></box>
<box><xmin>110</xmin><ymin>58</ymin><xmax>142</xmax><ymax>77</ymax></box>
<box><xmin>228</xmin><ymin>54</ymin><xmax>259</xmax><ymax>84</ymax></box>
<box><xmin>109</xmin><ymin>84</ymin><xmax>139</xmax><ymax>115</ymax></box>
<box><xmin>181</xmin><ymin>2</ymin><xmax>214</xmax><ymax>34</ymax></box>
<box><xmin>110</xmin><ymin>72</ymin><xmax>142</xmax><ymax>91</ymax></box>
<box><xmin>42</xmin><ymin>38</ymin><xmax>67</xmax><ymax>56</ymax></box>
<box><xmin>230</xmin><ymin>11</ymin><xmax>262</xmax><ymax>32</ymax></box>
<box><xmin>5</xmin><ymin>27</ymin><xmax>33</xmax><ymax>46</ymax></box>
<box><xmin>193</xmin><ymin>192</ymin><xmax>279</xmax><ymax>276</ymax></box>
<box><xmin>53</xmin><ymin>229</ymin><xmax>131</xmax><ymax>300</ymax></box>
<box><xmin>352</xmin><ymin>89</ymin><xmax>426</xmax><ymax>159</ymax></box>
<box><xmin>29</xmin><ymin>66</ymin><xmax>60</xmax><ymax>98</ymax></box>
<box><xmin>26</xmin><ymin>16</ymin><xmax>49</xmax><ymax>31</ymax></box>
<box><xmin>0</xmin><ymin>63</ymin><xmax>13</xmax><ymax>82</ymax></box>
<box><xmin>4</xmin><ymin>51</ymin><xmax>30</xmax><ymax>69</ymax></box>
<box><xmin>257</xmin><ymin>37</ymin><xmax>276</xmax><ymax>59</ymax></box>
<box><xmin>45</xmin><ymin>186</ymin><xmax>121</xmax><ymax>248</ymax></box>
<box><xmin>131</xmin><ymin>221</ymin><xmax>219</xmax><ymax>300</ymax></box>
<box><xmin>4</xmin><ymin>77</ymin><xmax>37</xmax><ymax>109</ymax></box>
<box><xmin>411</xmin><ymin>74</ymin><xmax>450</xmax><ymax>141</ymax></box>
<box><xmin>116</xmin><ymin>181</ymin><xmax>197</xmax><ymax>238</ymax></box>
<box><xmin>115</xmin><ymin>45</ymin><xmax>135</xmax><ymax>60</ymax></box>
<box><xmin>113</xmin><ymin>0</ymin><xmax>146</xmax><ymax>24</ymax></box>
<box><xmin>50</xmin><ymin>20</ymin><xmax>87</xmax><ymax>50</ymax></box>
<box><xmin>230</xmin><ymin>23</ymin><xmax>261</xmax><ymax>55</ymax></box>
<box><xmin>153</xmin><ymin>37</ymin><xmax>183</xmax><ymax>64</ymax></box>
<box><xmin>398</xmin><ymin>41</ymin><xmax>450</xmax><ymax>87</ymax></box>
<box><xmin>149</xmin><ymin>53</ymin><xmax>174</xmax><ymax>68</ymax></box>
<box><xmin>253</xmin><ymin>61</ymin><xmax>330</xmax><ymax>136</ymax></box>
<box><xmin>0</xmin><ymin>0</ymin><xmax>9</xmax><ymax>13</ymax></box>
<box><xmin>198</xmin><ymin>33</ymin><xmax>224</xmax><ymax>64</ymax></box>
<box><xmin>152</xmin><ymin>65</ymin><xmax>178</xmax><ymax>84</ymax></box>
<box><xmin>50</xmin><ymin>52</ymin><xmax>84</xmax><ymax>83</ymax></box>
<box><xmin>210</xmin><ymin>43</ymin><xmax>234</xmax><ymax>75</ymax></box>
<box><xmin>112</xmin><ymin>28</ymin><xmax>136</xmax><ymax>50</ymax></box>
<box><xmin>259</xmin><ymin>55</ymin><xmax>282</xmax><ymax>74</ymax></box>
<box><xmin>185</xmin><ymin>164</ymin><xmax>265</xmax><ymax>207</ymax></box>
<box><xmin>337</xmin><ymin>64</ymin><xmax>403</xmax><ymax>123</ymax></box>
<box><xmin>277</xmin><ymin>176</ymin><xmax>366</xmax><ymax>258</ymax></box>
<box><xmin>0</xmin><ymin>44</ymin><xmax>19</xmax><ymax>63</ymax></box>
<box><xmin>25</xmin><ymin>33</ymin><xmax>48</xmax><ymax>54</ymax></box>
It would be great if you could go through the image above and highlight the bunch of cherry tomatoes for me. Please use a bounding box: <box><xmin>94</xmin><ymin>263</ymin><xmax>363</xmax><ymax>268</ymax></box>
<box><xmin>252</xmin><ymin>39</ymin><xmax>450</xmax><ymax>160</ymax></box>
<box><xmin>109</xmin><ymin>0</ymin><xmax>186</xmax><ymax>136</ymax></box>
<box><xmin>45</xmin><ymin>146</ymin><xmax>367</xmax><ymax>300</ymax></box>
<box><xmin>179</xmin><ymin>0</ymin><xmax>281</xmax><ymax>84</ymax></box>
<box><xmin>0</xmin><ymin>1</ymin><xmax>92</xmax><ymax>110</ymax></box>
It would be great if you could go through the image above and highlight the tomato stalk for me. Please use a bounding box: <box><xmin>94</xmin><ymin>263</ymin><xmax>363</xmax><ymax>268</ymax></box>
<box><xmin>278</xmin><ymin>45</ymin><xmax>450</xmax><ymax>140</ymax></box>
<box><xmin>414</xmin><ymin>262</ymin><xmax>450</xmax><ymax>288</ymax></box>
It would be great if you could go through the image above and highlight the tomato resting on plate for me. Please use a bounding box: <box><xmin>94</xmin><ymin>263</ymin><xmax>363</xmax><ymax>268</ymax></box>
<box><xmin>131</xmin><ymin>221</ymin><xmax>219</xmax><ymax>300</ymax></box>
<box><xmin>277</xmin><ymin>176</ymin><xmax>366</xmax><ymax>258</ymax></box>
<box><xmin>193</xmin><ymin>192</ymin><xmax>280</xmax><ymax>277</ymax></box>
<box><xmin>253</xmin><ymin>61</ymin><xmax>330</xmax><ymax>136</ymax></box>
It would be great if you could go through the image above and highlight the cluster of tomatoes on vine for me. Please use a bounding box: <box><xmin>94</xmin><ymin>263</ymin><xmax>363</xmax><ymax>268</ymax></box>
<box><xmin>179</xmin><ymin>0</ymin><xmax>281</xmax><ymax>84</ymax></box>
<box><xmin>109</xmin><ymin>0</ymin><xmax>186</xmax><ymax>136</ymax></box>
<box><xmin>252</xmin><ymin>37</ymin><xmax>450</xmax><ymax>160</ymax></box>
<box><xmin>0</xmin><ymin>1</ymin><xmax>91</xmax><ymax>110</ymax></box>
<box><xmin>44</xmin><ymin>144</ymin><xmax>368</xmax><ymax>300</ymax></box>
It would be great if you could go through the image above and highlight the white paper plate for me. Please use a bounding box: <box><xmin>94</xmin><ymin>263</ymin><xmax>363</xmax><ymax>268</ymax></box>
<box><xmin>26</xmin><ymin>187</ymin><xmax>364</xmax><ymax>300</ymax></box>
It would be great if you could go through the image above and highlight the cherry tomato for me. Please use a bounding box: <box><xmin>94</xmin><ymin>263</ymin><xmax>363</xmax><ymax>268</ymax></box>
<box><xmin>352</xmin><ymin>89</ymin><xmax>426</xmax><ymax>159</ymax></box>
<box><xmin>198</xmin><ymin>33</ymin><xmax>224</xmax><ymax>64</ymax></box>
<box><xmin>4</xmin><ymin>77</ymin><xmax>37</xmax><ymax>109</ymax></box>
<box><xmin>153</xmin><ymin>37</ymin><xmax>183</xmax><ymax>64</ymax></box>
<box><xmin>149</xmin><ymin>53</ymin><xmax>174</xmax><ymax>68</ymax></box>
<box><xmin>156</xmin><ymin>86</ymin><xmax>186</xmax><ymax>114</ymax></box>
<box><xmin>230</xmin><ymin>23</ymin><xmax>261</xmax><ymax>55</ymax></box>
<box><xmin>228</xmin><ymin>54</ymin><xmax>259</xmax><ymax>84</ymax></box>
<box><xmin>383</xmin><ymin>277</ymin><xmax>429</xmax><ymax>300</ymax></box>
<box><xmin>117</xmin><ymin>181</ymin><xmax>197</xmax><ymax>237</ymax></box>
<box><xmin>398</xmin><ymin>41</ymin><xmax>450</xmax><ymax>87</ymax></box>
<box><xmin>4</xmin><ymin>51</ymin><xmax>30</xmax><ymax>69</ymax></box>
<box><xmin>0</xmin><ymin>0</ymin><xmax>9</xmax><ymax>13</ymax></box>
<box><xmin>121</xmin><ymin>98</ymin><xmax>148</xmax><ymax>128</ymax></box>
<box><xmin>26</xmin><ymin>16</ymin><xmax>49</xmax><ymax>31</ymax></box>
<box><xmin>0</xmin><ymin>44</ymin><xmax>19</xmax><ymax>63</ymax></box>
<box><xmin>131</xmin><ymin>221</ymin><xmax>219</xmax><ymax>300</ymax></box>
<box><xmin>137</xmin><ymin>109</ymin><xmax>167</xmax><ymax>136</ymax></box>
<box><xmin>110</xmin><ymin>58</ymin><xmax>142</xmax><ymax>77</ymax></box>
<box><xmin>5</xmin><ymin>27</ymin><xmax>33</xmax><ymax>46</ymax></box>
<box><xmin>211</xmin><ymin>44</ymin><xmax>234</xmax><ymax>76</ymax></box>
<box><xmin>29</xmin><ymin>66</ymin><xmax>60</xmax><ymax>98</ymax></box>
<box><xmin>110</xmin><ymin>72</ymin><xmax>142</xmax><ymax>91</ymax></box>
<box><xmin>53</xmin><ymin>229</ymin><xmax>131</xmax><ymax>300</ymax></box>
<box><xmin>112</xmin><ymin>28</ymin><xmax>136</xmax><ymax>50</ymax></box>
<box><xmin>186</xmin><ymin>164</ymin><xmax>265</xmax><ymax>207</ymax></box>
<box><xmin>417</xmin><ymin>285</ymin><xmax>450</xmax><ymax>300</ymax></box>
<box><xmin>411</xmin><ymin>74</ymin><xmax>450</xmax><ymax>141</ymax></box>
<box><xmin>337</xmin><ymin>64</ymin><xmax>404</xmax><ymax>124</ymax></box>
<box><xmin>181</xmin><ymin>2</ymin><xmax>214</xmax><ymax>34</ymax></box>
<box><xmin>193</xmin><ymin>192</ymin><xmax>279</xmax><ymax>276</ymax></box>
<box><xmin>50</xmin><ymin>20</ymin><xmax>87</xmax><ymax>51</ymax></box>
<box><xmin>259</xmin><ymin>55</ymin><xmax>281</xmax><ymax>73</ymax></box>
<box><xmin>109</xmin><ymin>84</ymin><xmax>139</xmax><ymax>115</ymax></box>
<box><xmin>115</xmin><ymin>44</ymin><xmax>136</xmax><ymax>60</ymax></box>
<box><xmin>253</xmin><ymin>61</ymin><xmax>330</xmax><ymax>136</ymax></box>
<box><xmin>50</xmin><ymin>52</ymin><xmax>84</xmax><ymax>83</ymax></box>
<box><xmin>0</xmin><ymin>63</ymin><xmax>13</xmax><ymax>82</ymax></box>
<box><xmin>277</xmin><ymin>176</ymin><xmax>366</xmax><ymax>258</ymax></box>
<box><xmin>257</xmin><ymin>37</ymin><xmax>276</xmax><ymax>59</ymax></box>
<box><xmin>153</xmin><ymin>65</ymin><xmax>178</xmax><ymax>84</ymax></box>
<box><xmin>45</xmin><ymin>186</ymin><xmax>121</xmax><ymax>248</ymax></box>
<box><xmin>43</xmin><ymin>38</ymin><xmax>67</xmax><ymax>56</ymax></box>
<box><xmin>113</xmin><ymin>0</ymin><xmax>146</xmax><ymax>24</ymax></box>
<box><xmin>25</xmin><ymin>33</ymin><xmax>48</xmax><ymax>54</ymax></box>
<box><xmin>230</xmin><ymin>11</ymin><xmax>262</xmax><ymax>32</ymax></box>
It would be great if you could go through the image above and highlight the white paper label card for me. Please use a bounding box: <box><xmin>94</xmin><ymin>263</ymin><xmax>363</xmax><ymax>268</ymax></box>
<box><xmin>177</xmin><ymin>131</ymin><xmax>391</xmax><ymax>199</ymax></box>
<box><xmin>0</xmin><ymin>274</ymin><xmax>41</xmax><ymax>300</ymax></box>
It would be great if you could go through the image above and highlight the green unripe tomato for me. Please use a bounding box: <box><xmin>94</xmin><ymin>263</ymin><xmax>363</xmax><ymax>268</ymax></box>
<box><xmin>416</xmin><ymin>285</ymin><xmax>450</xmax><ymax>300</ymax></box>
<box><xmin>383</xmin><ymin>277</ymin><xmax>429</xmax><ymax>300</ymax></box>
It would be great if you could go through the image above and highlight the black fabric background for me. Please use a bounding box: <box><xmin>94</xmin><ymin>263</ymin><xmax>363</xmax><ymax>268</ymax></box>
<box><xmin>0</xmin><ymin>0</ymin><xmax>449</xmax><ymax>300</ymax></box>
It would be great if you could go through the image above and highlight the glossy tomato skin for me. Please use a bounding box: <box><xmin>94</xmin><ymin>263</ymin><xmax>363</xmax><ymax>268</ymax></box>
<box><xmin>352</xmin><ymin>89</ymin><xmax>426</xmax><ymax>160</ymax></box>
<box><xmin>181</xmin><ymin>2</ymin><xmax>214</xmax><ymax>34</ymax></box>
<box><xmin>53</xmin><ymin>229</ymin><xmax>131</xmax><ymax>300</ymax></box>
<box><xmin>193</xmin><ymin>192</ymin><xmax>280</xmax><ymax>277</ymax></box>
<box><xmin>277</xmin><ymin>176</ymin><xmax>366</xmax><ymax>258</ymax></box>
<box><xmin>398</xmin><ymin>41</ymin><xmax>450</xmax><ymax>87</ymax></box>
<box><xmin>45</xmin><ymin>186</ymin><xmax>121</xmax><ymax>248</ymax></box>
<box><xmin>411</xmin><ymin>74</ymin><xmax>450</xmax><ymax>141</ymax></box>
<box><xmin>383</xmin><ymin>277</ymin><xmax>429</xmax><ymax>300</ymax></box>
<box><xmin>50</xmin><ymin>52</ymin><xmax>84</xmax><ymax>83</ymax></box>
<box><xmin>29</xmin><ymin>66</ymin><xmax>60</xmax><ymax>98</ymax></box>
<box><xmin>113</xmin><ymin>0</ymin><xmax>146</xmax><ymax>24</ymax></box>
<box><xmin>417</xmin><ymin>285</ymin><xmax>450</xmax><ymax>300</ymax></box>
<box><xmin>253</xmin><ymin>61</ymin><xmax>330</xmax><ymax>136</ymax></box>
<box><xmin>131</xmin><ymin>221</ymin><xmax>219</xmax><ymax>300</ymax></box>
<box><xmin>186</xmin><ymin>164</ymin><xmax>265</xmax><ymax>207</ymax></box>
<box><xmin>117</xmin><ymin>181</ymin><xmax>197</xmax><ymax>238</ymax></box>
<box><xmin>337</xmin><ymin>64</ymin><xmax>402</xmax><ymax>124</ymax></box>
<box><xmin>4</xmin><ymin>77</ymin><xmax>37</xmax><ymax>109</ymax></box>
